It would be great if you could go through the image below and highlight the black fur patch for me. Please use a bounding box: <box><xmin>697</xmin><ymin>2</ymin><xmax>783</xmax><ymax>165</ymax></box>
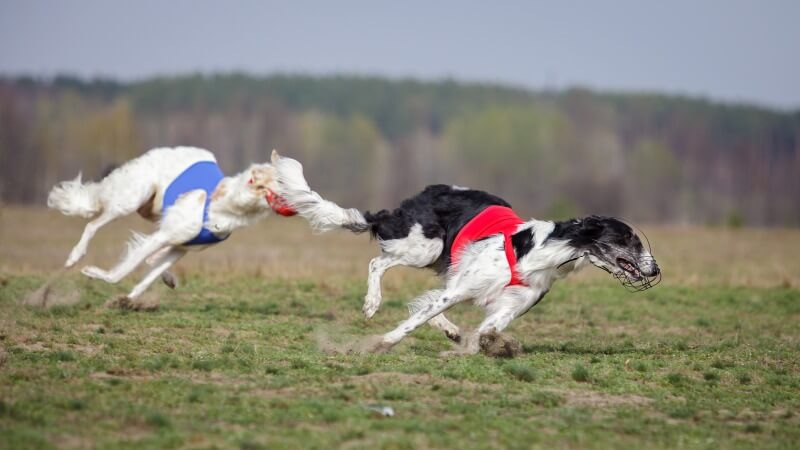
<box><xmin>510</xmin><ymin>227</ymin><xmax>535</xmax><ymax>260</ymax></box>
<box><xmin>363</xmin><ymin>184</ymin><xmax>511</xmax><ymax>273</ymax></box>
<box><xmin>548</xmin><ymin>216</ymin><xmax>644</xmax><ymax>256</ymax></box>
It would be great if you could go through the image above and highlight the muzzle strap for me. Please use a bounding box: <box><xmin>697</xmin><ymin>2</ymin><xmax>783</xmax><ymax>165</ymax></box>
<box><xmin>266</xmin><ymin>190</ymin><xmax>297</xmax><ymax>217</ymax></box>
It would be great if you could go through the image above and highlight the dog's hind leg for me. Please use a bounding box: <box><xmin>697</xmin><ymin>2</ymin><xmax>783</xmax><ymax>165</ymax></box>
<box><xmin>441</xmin><ymin>287</ymin><xmax>539</xmax><ymax>355</ymax></box>
<box><xmin>476</xmin><ymin>287</ymin><xmax>539</xmax><ymax>336</ymax></box>
<box><xmin>408</xmin><ymin>289</ymin><xmax>461</xmax><ymax>342</ymax></box>
<box><xmin>371</xmin><ymin>287</ymin><xmax>468</xmax><ymax>353</ymax></box>
<box><xmin>65</xmin><ymin>210</ymin><xmax>122</xmax><ymax>268</ymax></box>
<box><xmin>65</xmin><ymin>183</ymin><xmax>158</xmax><ymax>268</ymax></box>
<box><xmin>429</xmin><ymin>314</ymin><xmax>461</xmax><ymax>342</ymax></box>
<box><xmin>81</xmin><ymin>232</ymin><xmax>171</xmax><ymax>283</ymax></box>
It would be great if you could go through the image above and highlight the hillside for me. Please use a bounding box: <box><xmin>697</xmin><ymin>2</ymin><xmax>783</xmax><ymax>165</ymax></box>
<box><xmin>1</xmin><ymin>74</ymin><xmax>798</xmax><ymax>225</ymax></box>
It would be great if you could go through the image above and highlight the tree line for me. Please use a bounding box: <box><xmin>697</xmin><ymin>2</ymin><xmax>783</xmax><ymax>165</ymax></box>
<box><xmin>1</xmin><ymin>74</ymin><xmax>798</xmax><ymax>226</ymax></box>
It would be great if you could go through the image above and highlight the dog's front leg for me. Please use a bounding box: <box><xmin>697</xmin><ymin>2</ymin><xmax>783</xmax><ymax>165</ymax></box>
<box><xmin>478</xmin><ymin>287</ymin><xmax>538</xmax><ymax>334</ymax></box>
<box><xmin>65</xmin><ymin>211</ymin><xmax>121</xmax><ymax>267</ymax></box>
<box><xmin>364</xmin><ymin>255</ymin><xmax>401</xmax><ymax>319</ymax></box>
<box><xmin>441</xmin><ymin>287</ymin><xmax>540</xmax><ymax>357</ymax></box>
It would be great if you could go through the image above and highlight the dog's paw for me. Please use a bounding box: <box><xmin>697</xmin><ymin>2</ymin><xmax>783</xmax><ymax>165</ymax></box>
<box><xmin>81</xmin><ymin>266</ymin><xmax>107</xmax><ymax>280</ymax></box>
<box><xmin>362</xmin><ymin>296</ymin><xmax>381</xmax><ymax>319</ymax></box>
<box><xmin>65</xmin><ymin>249</ymin><xmax>85</xmax><ymax>268</ymax></box>
<box><xmin>445</xmin><ymin>331</ymin><xmax>462</xmax><ymax>343</ymax></box>
<box><xmin>161</xmin><ymin>271</ymin><xmax>178</xmax><ymax>289</ymax></box>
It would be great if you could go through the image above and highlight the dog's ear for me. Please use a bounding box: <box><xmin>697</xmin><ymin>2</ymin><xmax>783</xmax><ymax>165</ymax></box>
<box><xmin>579</xmin><ymin>216</ymin><xmax>604</xmax><ymax>239</ymax></box>
<box><xmin>271</xmin><ymin>149</ymin><xmax>281</xmax><ymax>164</ymax></box>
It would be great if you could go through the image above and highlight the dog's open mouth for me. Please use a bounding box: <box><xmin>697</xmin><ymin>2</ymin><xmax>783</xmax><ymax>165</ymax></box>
<box><xmin>616</xmin><ymin>257</ymin><xmax>642</xmax><ymax>281</ymax></box>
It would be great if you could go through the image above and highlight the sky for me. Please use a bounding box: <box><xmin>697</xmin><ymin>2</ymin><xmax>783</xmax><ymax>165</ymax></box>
<box><xmin>1</xmin><ymin>0</ymin><xmax>798</xmax><ymax>110</ymax></box>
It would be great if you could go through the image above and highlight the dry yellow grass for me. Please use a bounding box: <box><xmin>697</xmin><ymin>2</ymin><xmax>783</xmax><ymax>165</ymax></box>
<box><xmin>1</xmin><ymin>206</ymin><xmax>798</xmax><ymax>288</ymax></box>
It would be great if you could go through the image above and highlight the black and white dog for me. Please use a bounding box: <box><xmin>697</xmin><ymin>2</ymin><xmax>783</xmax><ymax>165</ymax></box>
<box><xmin>273</xmin><ymin>153</ymin><xmax>660</xmax><ymax>354</ymax></box>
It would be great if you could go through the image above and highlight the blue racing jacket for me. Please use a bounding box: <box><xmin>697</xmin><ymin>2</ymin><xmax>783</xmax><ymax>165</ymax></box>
<box><xmin>161</xmin><ymin>161</ymin><xmax>229</xmax><ymax>246</ymax></box>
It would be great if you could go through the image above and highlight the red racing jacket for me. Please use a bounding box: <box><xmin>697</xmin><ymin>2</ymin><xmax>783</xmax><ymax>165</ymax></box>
<box><xmin>450</xmin><ymin>205</ymin><xmax>527</xmax><ymax>286</ymax></box>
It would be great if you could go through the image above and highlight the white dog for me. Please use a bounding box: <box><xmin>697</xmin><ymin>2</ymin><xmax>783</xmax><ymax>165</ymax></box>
<box><xmin>47</xmin><ymin>147</ymin><xmax>295</xmax><ymax>306</ymax></box>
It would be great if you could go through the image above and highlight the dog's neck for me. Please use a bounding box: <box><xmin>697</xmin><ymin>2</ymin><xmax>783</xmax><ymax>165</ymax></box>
<box><xmin>515</xmin><ymin>219</ymin><xmax>589</xmax><ymax>289</ymax></box>
<box><xmin>206</xmin><ymin>171</ymin><xmax>272</xmax><ymax>234</ymax></box>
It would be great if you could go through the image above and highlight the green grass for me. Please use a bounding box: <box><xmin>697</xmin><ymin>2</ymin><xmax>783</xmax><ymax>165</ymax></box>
<box><xmin>1</xmin><ymin>274</ymin><xmax>799</xmax><ymax>449</ymax></box>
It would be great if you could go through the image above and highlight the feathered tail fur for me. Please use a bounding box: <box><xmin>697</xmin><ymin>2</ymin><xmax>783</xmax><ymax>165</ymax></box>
<box><xmin>47</xmin><ymin>173</ymin><xmax>102</xmax><ymax>218</ymax></box>
<box><xmin>273</xmin><ymin>155</ymin><xmax>368</xmax><ymax>233</ymax></box>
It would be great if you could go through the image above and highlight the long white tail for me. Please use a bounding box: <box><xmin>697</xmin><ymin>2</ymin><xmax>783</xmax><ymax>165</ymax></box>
<box><xmin>272</xmin><ymin>154</ymin><xmax>368</xmax><ymax>233</ymax></box>
<box><xmin>47</xmin><ymin>173</ymin><xmax>102</xmax><ymax>218</ymax></box>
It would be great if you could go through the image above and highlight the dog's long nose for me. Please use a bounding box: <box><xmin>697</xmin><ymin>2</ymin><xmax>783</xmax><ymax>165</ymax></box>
<box><xmin>650</xmin><ymin>262</ymin><xmax>660</xmax><ymax>276</ymax></box>
<box><xmin>639</xmin><ymin>257</ymin><xmax>659</xmax><ymax>277</ymax></box>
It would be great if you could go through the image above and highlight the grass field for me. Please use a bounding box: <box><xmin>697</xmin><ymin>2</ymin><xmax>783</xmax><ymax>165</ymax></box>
<box><xmin>1</xmin><ymin>207</ymin><xmax>799</xmax><ymax>449</ymax></box>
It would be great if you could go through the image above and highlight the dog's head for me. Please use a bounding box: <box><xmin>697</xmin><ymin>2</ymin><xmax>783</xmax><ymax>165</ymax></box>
<box><xmin>248</xmin><ymin>163</ymin><xmax>277</xmax><ymax>195</ymax></box>
<box><xmin>249</xmin><ymin>150</ymin><xmax>296</xmax><ymax>216</ymax></box>
<box><xmin>560</xmin><ymin>216</ymin><xmax>660</xmax><ymax>291</ymax></box>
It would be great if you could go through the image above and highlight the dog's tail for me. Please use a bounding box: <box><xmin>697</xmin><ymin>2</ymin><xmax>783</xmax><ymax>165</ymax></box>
<box><xmin>46</xmin><ymin>173</ymin><xmax>102</xmax><ymax>219</ymax></box>
<box><xmin>272</xmin><ymin>152</ymin><xmax>369</xmax><ymax>233</ymax></box>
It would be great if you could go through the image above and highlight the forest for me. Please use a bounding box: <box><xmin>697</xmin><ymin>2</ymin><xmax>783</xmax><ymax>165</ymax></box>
<box><xmin>1</xmin><ymin>74</ymin><xmax>798</xmax><ymax>225</ymax></box>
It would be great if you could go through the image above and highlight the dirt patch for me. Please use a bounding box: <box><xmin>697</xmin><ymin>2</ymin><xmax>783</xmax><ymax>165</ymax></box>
<box><xmin>346</xmin><ymin>372</ymin><xmax>501</xmax><ymax>392</ymax></box>
<box><xmin>314</xmin><ymin>328</ymin><xmax>391</xmax><ymax>355</ymax></box>
<box><xmin>58</xmin><ymin>343</ymin><xmax>103</xmax><ymax>356</ymax></box>
<box><xmin>249</xmin><ymin>386</ymin><xmax>303</xmax><ymax>399</ymax></box>
<box><xmin>23</xmin><ymin>269</ymin><xmax>80</xmax><ymax>308</ymax></box>
<box><xmin>14</xmin><ymin>341</ymin><xmax>50</xmax><ymax>352</ymax></box>
<box><xmin>188</xmin><ymin>372</ymin><xmax>251</xmax><ymax>388</ymax></box>
<box><xmin>553</xmin><ymin>388</ymin><xmax>652</xmax><ymax>408</ymax></box>
<box><xmin>50</xmin><ymin>433</ymin><xmax>94</xmax><ymax>450</ymax></box>
<box><xmin>89</xmin><ymin>369</ymin><xmax>157</xmax><ymax>382</ymax></box>
<box><xmin>479</xmin><ymin>331</ymin><xmax>522</xmax><ymax>358</ymax></box>
<box><xmin>350</xmin><ymin>372</ymin><xmax>432</xmax><ymax>385</ymax></box>
<box><xmin>105</xmin><ymin>294</ymin><xmax>160</xmax><ymax>311</ymax></box>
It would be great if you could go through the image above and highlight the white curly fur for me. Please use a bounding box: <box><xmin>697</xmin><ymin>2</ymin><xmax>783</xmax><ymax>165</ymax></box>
<box><xmin>273</xmin><ymin>155</ymin><xmax>367</xmax><ymax>233</ymax></box>
<box><xmin>48</xmin><ymin>146</ymin><xmax>282</xmax><ymax>304</ymax></box>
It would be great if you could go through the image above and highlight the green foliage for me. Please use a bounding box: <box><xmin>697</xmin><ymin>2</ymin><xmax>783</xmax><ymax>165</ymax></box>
<box><xmin>545</xmin><ymin>197</ymin><xmax>579</xmax><ymax>221</ymax></box>
<box><xmin>1</xmin><ymin>74</ymin><xmax>798</xmax><ymax>224</ymax></box>
<box><xmin>444</xmin><ymin>105</ymin><xmax>568</xmax><ymax>204</ymax></box>
<box><xmin>571</xmin><ymin>364</ymin><xmax>591</xmax><ymax>382</ymax></box>
<box><xmin>504</xmin><ymin>362</ymin><xmax>536</xmax><ymax>382</ymax></box>
<box><xmin>725</xmin><ymin>210</ymin><xmax>745</xmax><ymax>228</ymax></box>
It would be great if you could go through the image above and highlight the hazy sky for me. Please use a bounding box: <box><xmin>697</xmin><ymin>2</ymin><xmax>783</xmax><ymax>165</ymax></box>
<box><xmin>1</xmin><ymin>0</ymin><xmax>798</xmax><ymax>109</ymax></box>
